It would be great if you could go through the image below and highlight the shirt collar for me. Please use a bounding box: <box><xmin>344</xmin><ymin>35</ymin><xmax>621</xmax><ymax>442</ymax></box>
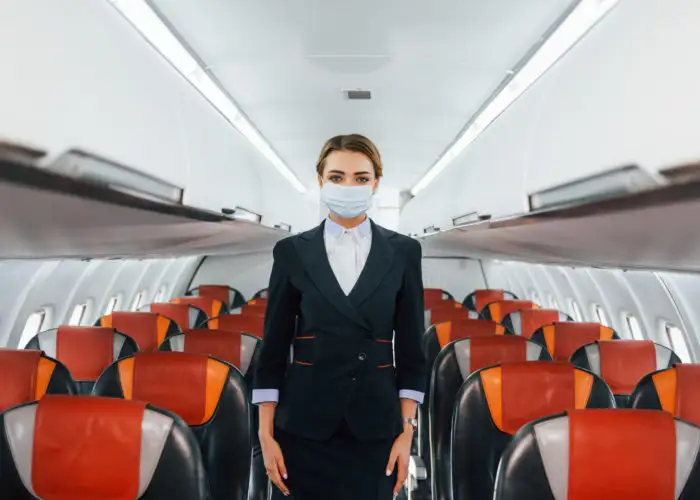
<box><xmin>325</xmin><ymin>217</ymin><xmax>372</xmax><ymax>239</ymax></box>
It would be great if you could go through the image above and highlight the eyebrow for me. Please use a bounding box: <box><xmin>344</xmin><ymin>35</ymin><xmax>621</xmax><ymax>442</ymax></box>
<box><xmin>326</xmin><ymin>170</ymin><xmax>372</xmax><ymax>176</ymax></box>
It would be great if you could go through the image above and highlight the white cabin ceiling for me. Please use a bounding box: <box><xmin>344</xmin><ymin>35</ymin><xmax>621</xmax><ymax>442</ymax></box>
<box><xmin>149</xmin><ymin>0</ymin><xmax>575</xmax><ymax>190</ymax></box>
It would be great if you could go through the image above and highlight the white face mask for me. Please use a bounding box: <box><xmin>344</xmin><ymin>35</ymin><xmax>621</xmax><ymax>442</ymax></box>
<box><xmin>320</xmin><ymin>182</ymin><xmax>374</xmax><ymax>219</ymax></box>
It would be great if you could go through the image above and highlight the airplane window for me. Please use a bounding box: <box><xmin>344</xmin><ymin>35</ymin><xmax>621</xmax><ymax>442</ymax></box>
<box><xmin>665</xmin><ymin>324</ymin><xmax>692</xmax><ymax>363</ymax></box>
<box><xmin>104</xmin><ymin>296</ymin><xmax>120</xmax><ymax>315</ymax></box>
<box><xmin>68</xmin><ymin>304</ymin><xmax>86</xmax><ymax>326</ymax></box>
<box><xmin>19</xmin><ymin>310</ymin><xmax>46</xmax><ymax>347</ymax></box>
<box><xmin>569</xmin><ymin>300</ymin><xmax>583</xmax><ymax>321</ymax></box>
<box><xmin>153</xmin><ymin>285</ymin><xmax>167</xmax><ymax>303</ymax></box>
<box><xmin>594</xmin><ymin>305</ymin><xmax>609</xmax><ymax>326</ymax></box>
<box><xmin>131</xmin><ymin>291</ymin><xmax>145</xmax><ymax>311</ymax></box>
<box><xmin>625</xmin><ymin>315</ymin><xmax>644</xmax><ymax>340</ymax></box>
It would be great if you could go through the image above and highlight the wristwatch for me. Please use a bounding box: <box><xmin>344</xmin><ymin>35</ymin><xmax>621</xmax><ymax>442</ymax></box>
<box><xmin>402</xmin><ymin>417</ymin><xmax>418</xmax><ymax>430</ymax></box>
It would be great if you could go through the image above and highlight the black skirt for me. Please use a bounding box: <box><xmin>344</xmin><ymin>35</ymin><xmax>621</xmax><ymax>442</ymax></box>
<box><xmin>272</xmin><ymin>420</ymin><xmax>398</xmax><ymax>500</ymax></box>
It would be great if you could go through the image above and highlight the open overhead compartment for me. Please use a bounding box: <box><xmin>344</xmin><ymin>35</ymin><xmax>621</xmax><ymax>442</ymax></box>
<box><xmin>0</xmin><ymin>143</ymin><xmax>290</xmax><ymax>259</ymax></box>
<box><xmin>420</xmin><ymin>163</ymin><xmax>700</xmax><ymax>273</ymax></box>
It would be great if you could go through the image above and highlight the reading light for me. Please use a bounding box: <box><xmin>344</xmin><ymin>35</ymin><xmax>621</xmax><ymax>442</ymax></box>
<box><xmin>410</xmin><ymin>0</ymin><xmax>621</xmax><ymax>196</ymax></box>
<box><xmin>107</xmin><ymin>0</ymin><xmax>306</xmax><ymax>194</ymax></box>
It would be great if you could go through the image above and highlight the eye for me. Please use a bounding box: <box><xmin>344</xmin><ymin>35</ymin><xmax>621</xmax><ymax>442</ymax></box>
<box><xmin>357</xmin><ymin>177</ymin><xmax>371</xmax><ymax>184</ymax></box>
<box><xmin>328</xmin><ymin>175</ymin><xmax>343</xmax><ymax>182</ymax></box>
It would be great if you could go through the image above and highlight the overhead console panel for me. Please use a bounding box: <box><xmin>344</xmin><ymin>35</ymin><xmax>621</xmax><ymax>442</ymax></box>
<box><xmin>0</xmin><ymin>142</ymin><xmax>289</xmax><ymax>259</ymax></box>
<box><xmin>421</xmin><ymin>161</ymin><xmax>700</xmax><ymax>272</ymax></box>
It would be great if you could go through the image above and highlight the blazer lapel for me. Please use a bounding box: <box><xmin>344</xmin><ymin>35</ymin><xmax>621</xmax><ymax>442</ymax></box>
<box><xmin>349</xmin><ymin>221</ymin><xmax>395</xmax><ymax>308</ymax></box>
<box><xmin>294</xmin><ymin>222</ymin><xmax>371</xmax><ymax>331</ymax></box>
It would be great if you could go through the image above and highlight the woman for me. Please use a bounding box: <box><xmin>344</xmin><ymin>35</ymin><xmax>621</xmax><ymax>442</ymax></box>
<box><xmin>253</xmin><ymin>134</ymin><xmax>426</xmax><ymax>500</ymax></box>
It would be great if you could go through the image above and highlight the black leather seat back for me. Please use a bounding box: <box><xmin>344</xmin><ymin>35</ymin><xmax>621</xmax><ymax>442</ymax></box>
<box><xmin>0</xmin><ymin>396</ymin><xmax>208</xmax><ymax>499</ymax></box>
<box><xmin>494</xmin><ymin>410</ymin><xmax>700</xmax><ymax>500</ymax></box>
<box><xmin>428</xmin><ymin>338</ymin><xmax>551</xmax><ymax>500</ymax></box>
<box><xmin>93</xmin><ymin>352</ymin><xmax>252</xmax><ymax>500</ymax></box>
<box><xmin>25</xmin><ymin>326</ymin><xmax>137</xmax><ymax>394</ymax></box>
<box><xmin>571</xmin><ymin>339</ymin><xmax>680</xmax><ymax>407</ymax></box>
<box><xmin>451</xmin><ymin>362</ymin><xmax>614</xmax><ymax>500</ymax></box>
<box><xmin>0</xmin><ymin>348</ymin><xmax>76</xmax><ymax>413</ymax></box>
<box><xmin>462</xmin><ymin>289</ymin><xmax>517</xmax><ymax>312</ymax></box>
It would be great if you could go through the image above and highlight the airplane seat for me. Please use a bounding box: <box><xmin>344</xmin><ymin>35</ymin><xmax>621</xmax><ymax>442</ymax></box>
<box><xmin>531</xmin><ymin>322</ymin><xmax>620</xmax><ymax>361</ymax></box>
<box><xmin>158</xmin><ymin>331</ymin><xmax>265</xmax><ymax>500</ymax></box>
<box><xmin>429</xmin><ymin>339</ymin><xmax>552</xmax><ymax>500</ymax></box>
<box><xmin>501</xmin><ymin>308</ymin><xmax>573</xmax><ymax>338</ymax></box>
<box><xmin>252</xmin><ymin>288</ymin><xmax>268</xmax><ymax>300</ymax></box>
<box><xmin>171</xmin><ymin>296</ymin><xmax>229</xmax><ymax>318</ymax></box>
<box><xmin>93</xmin><ymin>352</ymin><xmax>252</xmax><ymax>500</ymax></box>
<box><xmin>24</xmin><ymin>326</ymin><xmax>138</xmax><ymax>394</ymax></box>
<box><xmin>0</xmin><ymin>396</ymin><xmax>208</xmax><ymax>499</ymax></box>
<box><xmin>427</xmin><ymin>335</ymin><xmax>551</xmax><ymax>500</ymax></box>
<box><xmin>96</xmin><ymin>311</ymin><xmax>180</xmax><ymax>353</ymax></box>
<box><xmin>418</xmin><ymin>319</ymin><xmax>506</xmax><ymax>462</ymax></box>
<box><xmin>450</xmin><ymin>361</ymin><xmax>614</xmax><ymax>500</ymax></box>
<box><xmin>229</xmin><ymin>303</ymin><xmax>267</xmax><ymax>317</ymax></box>
<box><xmin>630</xmin><ymin>364</ymin><xmax>700</xmax><ymax>426</ymax></box>
<box><xmin>158</xmin><ymin>329</ymin><xmax>261</xmax><ymax>385</ymax></box>
<box><xmin>478</xmin><ymin>300</ymin><xmax>539</xmax><ymax>323</ymax></box>
<box><xmin>140</xmin><ymin>302</ymin><xmax>208</xmax><ymax>331</ymax></box>
<box><xmin>571</xmin><ymin>339</ymin><xmax>681</xmax><ymax>407</ymax></box>
<box><xmin>0</xmin><ymin>349</ymin><xmax>77</xmax><ymax>413</ymax></box>
<box><xmin>201</xmin><ymin>314</ymin><xmax>266</xmax><ymax>337</ymax></box>
<box><xmin>493</xmin><ymin>409</ymin><xmax>700</xmax><ymax>500</ymax></box>
<box><xmin>187</xmin><ymin>284</ymin><xmax>246</xmax><ymax>309</ymax></box>
<box><xmin>425</xmin><ymin>303</ymin><xmax>478</xmax><ymax>328</ymax></box>
<box><xmin>424</xmin><ymin>288</ymin><xmax>455</xmax><ymax>309</ymax></box>
<box><xmin>462</xmin><ymin>289</ymin><xmax>517</xmax><ymax>312</ymax></box>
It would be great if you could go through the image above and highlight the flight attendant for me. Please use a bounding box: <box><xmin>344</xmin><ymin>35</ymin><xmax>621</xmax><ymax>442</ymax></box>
<box><xmin>253</xmin><ymin>134</ymin><xmax>426</xmax><ymax>500</ymax></box>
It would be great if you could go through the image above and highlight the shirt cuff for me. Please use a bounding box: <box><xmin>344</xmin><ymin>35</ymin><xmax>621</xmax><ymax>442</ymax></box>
<box><xmin>399</xmin><ymin>389</ymin><xmax>425</xmax><ymax>404</ymax></box>
<box><xmin>252</xmin><ymin>389</ymin><xmax>279</xmax><ymax>404</ymax></box>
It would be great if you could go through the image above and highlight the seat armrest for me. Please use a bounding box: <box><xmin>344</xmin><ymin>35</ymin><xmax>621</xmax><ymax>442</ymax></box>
<box><xmin>406</xmin><ymin>455</ymin><xmax>431</xmax><ymax>500</ymax></box>
<box><xmin>408</xmin><ymin>455</ymin><xmax>427</xmax><ymax>481</ymax></box>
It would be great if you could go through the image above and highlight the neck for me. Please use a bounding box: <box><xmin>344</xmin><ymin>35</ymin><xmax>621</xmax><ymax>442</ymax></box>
<box><xmin>329</xmin><ymin>213</ymin><xmax>368</xmax><ymax>229</ymax></box>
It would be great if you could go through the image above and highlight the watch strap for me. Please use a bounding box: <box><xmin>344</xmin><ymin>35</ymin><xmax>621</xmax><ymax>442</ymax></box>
<box><xmin>402</xmin><ymin>417</ymin><xmax>418</xmax><ymax>429</ymax></box>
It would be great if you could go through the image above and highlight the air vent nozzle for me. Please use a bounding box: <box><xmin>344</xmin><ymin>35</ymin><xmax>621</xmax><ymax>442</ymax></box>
<box><xmin>345</xmin><ymin>89</ymin><xmax>371</xmax><ymax>100</ymax></box>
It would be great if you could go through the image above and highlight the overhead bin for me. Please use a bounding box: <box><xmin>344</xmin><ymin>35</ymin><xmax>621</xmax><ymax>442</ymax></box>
<box><xmin>420</xmin><ymin>161</ymin><xmax>700</xmax><ymax>272</ymax></box>
<box><xmin>0</xmin><ymin>141</ymin><xmax>291</xmax><ymax>259</ymax></box>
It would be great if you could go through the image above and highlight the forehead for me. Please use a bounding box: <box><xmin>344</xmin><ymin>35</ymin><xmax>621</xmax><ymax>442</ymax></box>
<box><xmin>322</xmin><ymin>150</ymin><xmax>374</xmax><ymax>176</ymax></box>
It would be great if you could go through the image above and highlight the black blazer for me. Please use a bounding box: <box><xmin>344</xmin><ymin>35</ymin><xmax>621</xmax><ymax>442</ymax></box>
<box><xmin>254</xmin><ymin>219</ymin><xmax>427</xmax><ymax>441</ymax></box>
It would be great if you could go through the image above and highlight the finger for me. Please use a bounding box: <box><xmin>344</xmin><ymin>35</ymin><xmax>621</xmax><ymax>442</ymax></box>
<box><xmin>385</xmin><ymin>447</ymin><xmax>398</xmax><ymax>476</ymax></box>
<box><xmin>276</xmin><ymin>454</ymin><xmax>288</xmax><ymax>480</ymax></box>
<box><xmin>394</xmin><ymin>460</ymin><xmax>408</xmax><ymax>495</ymax></box>
<box><xmin>269</xmin><ymin>465</ymin><xmax>289</xmax><ymax>496</ymax></box>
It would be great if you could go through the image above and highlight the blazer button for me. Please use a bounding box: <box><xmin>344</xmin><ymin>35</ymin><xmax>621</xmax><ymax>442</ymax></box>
<box><xmin>349</xmin><ymin>370</ymin><xmax>357</xmax><ymax>380</ymax></box>
<box><xmin>358</xmin><ymin>352</ymin><xmax>367</xmax><ymax>361</ymax></box>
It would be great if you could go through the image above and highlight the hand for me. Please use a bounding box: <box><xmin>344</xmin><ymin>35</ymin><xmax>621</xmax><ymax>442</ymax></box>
<box><xmin>260</xmin><ymin>433</ymin><xmax>289</xmax><ymax>496</ymax></box>
<box><xmin>385</xmin><ymin>428</ymin><xmax>413</xmax><ymax>496</ymax></box>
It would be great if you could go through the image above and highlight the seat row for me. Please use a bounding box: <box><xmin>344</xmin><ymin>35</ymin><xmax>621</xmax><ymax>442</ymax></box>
<box><xmin>0</xmin><ymin>282</ymin><xmax>270</xmax><ymax>499</ymax></box>
<box><xmin>415</xmin><ymin>287</ymin><xmax>700</xmax><ymax>500</ymax></box>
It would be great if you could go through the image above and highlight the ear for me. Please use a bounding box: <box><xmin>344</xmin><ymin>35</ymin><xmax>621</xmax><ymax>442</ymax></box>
<box><xmin>317</xmin><ymin>174</ymin><xmax>324</xmax><ymax>189</ymax></box>
<box><xmin>372</xmin><ymin>177</ymin><xmax>381</xmax><ymax>195</ymax></box>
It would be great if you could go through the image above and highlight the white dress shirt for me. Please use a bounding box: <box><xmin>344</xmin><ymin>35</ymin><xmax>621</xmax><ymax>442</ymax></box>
<box><xmin>324</xmin><ymin>216</ymin><xmax>372</xmax><ymax>295</ymax></box>
<box><xmin>252</xmin><ymin>217</ymin><xmax>424</xmax><ymax>404</ymax></box>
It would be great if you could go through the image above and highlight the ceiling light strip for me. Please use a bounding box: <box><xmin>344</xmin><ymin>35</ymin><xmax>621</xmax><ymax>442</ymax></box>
<box><xmin>410</xmin><ymin>0</ymin><xmax>621</xmax><ymax>196</ymax></box>
<box><xmin>107</xmin><ymin>0</ymin><xmax>306</xmax><ymax>193</ymax></box>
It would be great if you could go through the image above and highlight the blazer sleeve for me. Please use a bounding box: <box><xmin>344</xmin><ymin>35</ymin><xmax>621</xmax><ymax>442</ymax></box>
<box><xmin>394</xmin><ymin>238</ymin><xmax>427</xmax><ymax>400</ymax></box>
<box><xmin>252</xmin><ymin>239</ymin><xmax>300</xmax><ymax>403</ymax></box>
